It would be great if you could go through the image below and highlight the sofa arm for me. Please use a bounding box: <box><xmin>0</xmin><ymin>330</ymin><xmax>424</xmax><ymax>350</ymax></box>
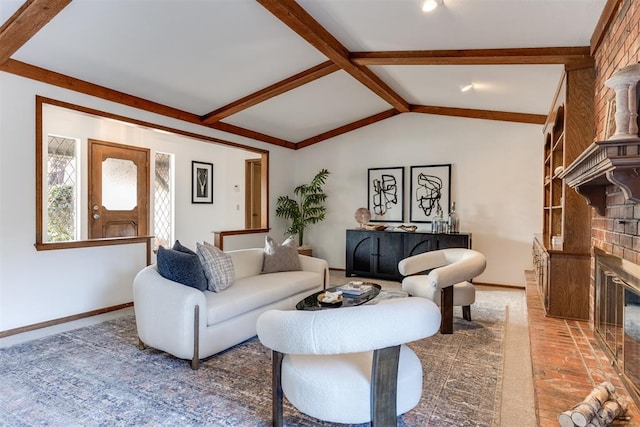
<box><xmin>299</xmin><ymin>254</ymin><xmax>330</xmax><ymax>289</ymax></box>
<box><xmin>133</xmin><ymin>265</ymin><xmax>207</xmax><ymax>360</ymax></box>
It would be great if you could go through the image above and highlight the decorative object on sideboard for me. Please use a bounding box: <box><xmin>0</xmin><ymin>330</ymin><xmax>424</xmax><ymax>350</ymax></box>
<box><xmin>409</xmin><ymin>164</ymin><xmax>451</xmax><ymax>223</ymax></box>
<box><xmin>367</xmin><ymin>167</ymin><xmax>404</xmax><ymax>223</ymax></box>
<box><xmin>604</xmin><ymin>63</ymin><xmax>640</xmax><ymax>141</ymax></box>
<box><xmin>275</xmin><ymin>169</ymin><xmax>330</xmax><ymax>250</ymax></box>
<box><xmin>354</xmin><ymin>207</ymin><xmax>371</xmax><ymax>229</ymax></box>
<box><xmin>431</xmin><ymin>205</ymin><xmax>447</xmax><ymax>233</ymax></box>
<box><xmin>395</xmin><ymin>224</ymin><xmax>417</xmax><ymax>232</ymax></box>
<box><xmin>447</xmin><ymin>201</ymin><xmax>459</xmax><ymax>233</ymax></box>
<box><xmin>363</xmin><ymin>223</ymin><xmax>387</xmax><ymax>231</ymax></box>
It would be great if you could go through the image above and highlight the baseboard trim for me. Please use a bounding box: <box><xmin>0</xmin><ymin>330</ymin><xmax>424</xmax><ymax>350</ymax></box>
<box><xmin>0</xmin><ymin>302</ymin><xmax>133</xmax><ymax>338</ymax></box>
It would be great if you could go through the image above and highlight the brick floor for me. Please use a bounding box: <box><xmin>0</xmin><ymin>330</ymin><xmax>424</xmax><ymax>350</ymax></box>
<box><xmin>525</xmin><ymin>271</ymin><xmax>640</xmax><ymax>426</ymax></box>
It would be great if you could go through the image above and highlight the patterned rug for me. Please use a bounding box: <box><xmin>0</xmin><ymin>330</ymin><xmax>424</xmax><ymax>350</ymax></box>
<box><xmin>0</xmin><ymin>306</ymin><xmax>504</xmax><ymax>427</ymax></box>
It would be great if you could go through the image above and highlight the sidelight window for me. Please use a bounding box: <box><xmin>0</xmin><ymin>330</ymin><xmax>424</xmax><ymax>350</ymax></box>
<box><xmin>47</xmin><ymin>135</ymin><xmax>79</xmax><ymax>242</ymax></box>
<box><xmin>154</xmin><ymin>152</ymin><xmax>173</xmax><ymax>250</ymax></box>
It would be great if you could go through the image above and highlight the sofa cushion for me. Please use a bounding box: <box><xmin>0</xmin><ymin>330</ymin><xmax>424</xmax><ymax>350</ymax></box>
<box><xmin>262</xmin><ymin>236</ymin><xmax>301</xmax><ymax>273</ymax></box>
<box><xmin>156</xmin><ymin>245</ymin><xmax>208</xmax><ymax>291</ymax></box>
<box><xmin>204</xmin><ymin>271</ymin><xmax>320</xmax><ymax>326</ymax></box>
<box><xmin>173</xmin><ymin>239</ymin><xmax>196</xmax><ymax>255</ymax></box>
<box><xmin>196</xmin><ymin>242</ymin><xmax>235</xmax><ymax>292</ymax></box>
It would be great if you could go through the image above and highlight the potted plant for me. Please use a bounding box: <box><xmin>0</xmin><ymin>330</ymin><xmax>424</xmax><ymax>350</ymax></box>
<box><xmin>275</xmin><ymin>168</ymin><xmax>330</xmax><ymax>255</ymax></box>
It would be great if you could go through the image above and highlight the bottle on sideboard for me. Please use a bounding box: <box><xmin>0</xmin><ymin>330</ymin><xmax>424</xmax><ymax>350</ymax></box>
<box><xmin>448</xmin><ymin>201</ymin><xmax>459</xmax><ymax>233</ymax></box>
<box><xmin>432</xmin><ymin>205</ymin><xmax>445</xmax><ymax>233</ymax></box>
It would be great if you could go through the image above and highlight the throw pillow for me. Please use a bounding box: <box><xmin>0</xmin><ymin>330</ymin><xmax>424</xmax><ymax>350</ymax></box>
<box><xmin>156</xmin><ymin>245</ymin><xmax>208</xmax><ymax>291</ymax></box>
<box><xmin>173</xmin><ymin>239</ymin><xmax>196</xmax><ymax>255</ymax></box>
<box><xmin>196</xmin><ymin>242</ymin><xmax>235</xmax><ymax>292</ymax></box>
<box><xmin>262</xmin><ymin>235</ymin><xmax>301</xmax><ymax>274</ymax></box>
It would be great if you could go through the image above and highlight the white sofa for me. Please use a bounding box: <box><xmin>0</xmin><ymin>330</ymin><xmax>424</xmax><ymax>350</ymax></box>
<box><xmin>133</xmin><ymin>248</ymin><xmax>329</xmax><ymax>369</ymax></box>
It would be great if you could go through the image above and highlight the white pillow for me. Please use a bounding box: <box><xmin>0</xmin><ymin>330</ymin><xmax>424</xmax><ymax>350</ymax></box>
<box><xmin>262</xmin><ymin>236</ymin><xmax>301</xmax><ymax>273</ymax></box>
<box><xmin>196</xmin><ymin>242</ymin><xmax>235</xmax><ymax>292</ymax></box>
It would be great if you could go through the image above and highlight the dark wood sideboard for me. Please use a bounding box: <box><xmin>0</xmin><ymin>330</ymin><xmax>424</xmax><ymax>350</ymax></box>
<box><xmin>346</xmin><ymin>229</ymin><xmax>471</xmax><ymax>282</ymax></box>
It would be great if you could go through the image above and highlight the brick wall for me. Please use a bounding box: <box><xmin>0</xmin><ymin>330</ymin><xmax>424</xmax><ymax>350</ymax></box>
<box><xmin>590</xmin><ymin>0</ymin><xmax>640</xmax><ymax>322</ymax></box>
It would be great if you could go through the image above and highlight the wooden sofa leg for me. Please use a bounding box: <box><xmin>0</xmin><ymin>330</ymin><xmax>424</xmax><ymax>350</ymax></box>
<box><xmin>191</xmin><ymin>305</ymin><xmax>200</xmax><ymax>370</ymax></box>
<box><xmin>462</xmin><ymin>305</ymin><xmax>472</xmax><ymax>321</ymax></box>
<box><xmin>138</xmin><ymin>338</ymin><xmax>146</xmax><ymax>350</ymax></box>
<box><xmin>272</xmin><ymin>350</ymin><xmax>284</xmax><ymax>427</ymax></box>
<box><xmin>440</xmin><ymin>286</ymin><xmax>454</xmax><ymax>334</ymax></box>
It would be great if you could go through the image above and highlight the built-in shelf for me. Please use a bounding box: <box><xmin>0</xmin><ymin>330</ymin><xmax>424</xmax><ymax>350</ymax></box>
<box><xmin>560</xmin><ymin>138</ymin><xmax>640</xmax><ymax>216</ymax></box>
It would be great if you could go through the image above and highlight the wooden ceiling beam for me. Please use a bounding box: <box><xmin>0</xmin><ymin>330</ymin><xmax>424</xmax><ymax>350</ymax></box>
<box><xmin>0</xmin><ymin>59</ymin><xmax>295</xmax><ymax>147</ymax></box>
<box><xmin>411</xmin><ymin>105</ymin><xmax>546</xmax><ymax>125</ymax></box>
<box><xmin>296</xmin><ymin>109</ymin><xmax>400</xmax><ymax>149</ymax></box>
<box><xmin>0</xmin><ymin>0</ymin><xmax>72</xmax><ymax>64</ymax></box>
<box><xmin>350</xmin><ymin>47</ymin><xmax>593</xmax><ymax>66</ymax></box>
<box><xmin>202</xmin><ymin>61</ymin><xmax>339</xmax><ymax>124</ymax></box>
<box><xmin>257</xmin><ymin>0</ymin><xmax>410</xmax><ymax>113</ymax></box>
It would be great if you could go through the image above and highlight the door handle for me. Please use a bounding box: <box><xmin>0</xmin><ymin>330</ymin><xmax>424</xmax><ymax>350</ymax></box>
<box><xmin>93</xmin><ymin>213</ymin><xmax>101</xmax><ymax>220</ymax></box>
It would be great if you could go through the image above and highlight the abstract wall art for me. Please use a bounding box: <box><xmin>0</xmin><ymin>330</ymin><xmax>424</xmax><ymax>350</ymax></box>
<box><xmin>367</xmin><ymin>167</ymin><xmax>404</xmax><ymax>222</ymax></box>
<box><xmin>410</xmin><ymin>164</ymin><xmax>451</xmax><ymax>223</ymax></box>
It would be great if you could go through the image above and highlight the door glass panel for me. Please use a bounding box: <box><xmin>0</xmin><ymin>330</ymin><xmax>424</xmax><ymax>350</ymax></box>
<box><xmin>102</xmin><ymin>158</ymin><xmax>137</xmax><ymax>210</ymax></box>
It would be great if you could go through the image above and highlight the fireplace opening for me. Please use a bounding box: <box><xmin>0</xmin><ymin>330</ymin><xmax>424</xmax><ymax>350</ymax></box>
<box><xmin>595</xmin><ymin>248</ymin><xmax>640</xmax><ymax>406</ymax></box>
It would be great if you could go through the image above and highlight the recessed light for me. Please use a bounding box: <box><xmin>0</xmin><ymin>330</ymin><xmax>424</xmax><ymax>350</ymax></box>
<box><xmin>421</xmin><ymin>0</ymin><xmax>441</xmax><ymax>12</ymax></box>
<box><xmin>460</xmin><ymin>83</ymin><xmax>474</xmax><ymax>92</ymax></box>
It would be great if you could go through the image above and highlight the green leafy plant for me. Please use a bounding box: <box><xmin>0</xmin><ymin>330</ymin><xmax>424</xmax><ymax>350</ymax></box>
<box><xmin>47</xmin><ymin>184</ymin><xmax>75</xmax><ymax>242</ymax></box>
<box><xmin>275</xmin><ymin>168</ymin><xmax>330</xmax><ymax>247</ymax></box>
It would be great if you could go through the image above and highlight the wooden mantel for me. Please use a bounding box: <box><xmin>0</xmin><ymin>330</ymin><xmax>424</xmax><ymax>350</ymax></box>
<box><xmin>560</xmin><ymin>139</ymin><xmax>640</xmax><ymax>215</ymax></box>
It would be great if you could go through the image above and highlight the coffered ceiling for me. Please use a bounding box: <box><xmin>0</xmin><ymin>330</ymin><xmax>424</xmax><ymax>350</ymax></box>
<box><xmin>0</xmin><ymin>0</ymin><xmax>606</xmax><ymax>149</ymax></box>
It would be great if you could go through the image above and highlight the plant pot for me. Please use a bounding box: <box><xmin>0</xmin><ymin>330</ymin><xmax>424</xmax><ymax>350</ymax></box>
<box><xmin>297</xmin><ymin>245</ymin><xmax>313</xmax><ymax>257</ymax></box>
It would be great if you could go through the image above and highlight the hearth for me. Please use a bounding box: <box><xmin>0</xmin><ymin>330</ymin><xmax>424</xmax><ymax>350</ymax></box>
<box><xmin>594</xmin><ymin>248</ymin><xmax>640</xmax><ymax>406</ymax></box>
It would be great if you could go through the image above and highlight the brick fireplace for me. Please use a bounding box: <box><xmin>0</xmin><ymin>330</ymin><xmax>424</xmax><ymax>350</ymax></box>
<box><xmin>561</xmin><ymin>0</ymin><xmax>640</xmax><ymax>407</ymax></box>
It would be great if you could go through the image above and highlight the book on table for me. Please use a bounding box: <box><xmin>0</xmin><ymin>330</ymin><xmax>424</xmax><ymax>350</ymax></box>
<box><xmin>337</xmin><ymin>282</ymin><xmax>372</xmax><ymax>296</ymax></box>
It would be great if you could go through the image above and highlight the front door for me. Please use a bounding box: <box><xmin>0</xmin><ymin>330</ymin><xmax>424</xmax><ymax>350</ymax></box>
<box><xmin>88</xmin><ymin>139</ymin><xmax>149</xmax><ymax>239</ymax></box>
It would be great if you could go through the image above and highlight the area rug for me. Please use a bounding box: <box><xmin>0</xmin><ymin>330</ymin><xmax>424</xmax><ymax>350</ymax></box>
<box><xmin>0</xmin><ymin>306</ymin><xmax>504</xmax><ymax>427</ymax></box>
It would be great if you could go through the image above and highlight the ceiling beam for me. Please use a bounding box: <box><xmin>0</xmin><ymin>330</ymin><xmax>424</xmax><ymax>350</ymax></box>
<box><xmin>296</xmin><ymin>109</ymin><xmax>400</xmax><ymax>149</ymax></box>
<box><xmin>0</xmin><ymin>0</ymin><xmax>72</xmax><ymax>65</ymax></box>
<box><xmin>350</xmin><ymin>47</ymin><xmax>593</xmax><ymax>66</ymax></box>
<box><xmin>411</xmin><ymin>105</ymin><xmax>546</xmax><ymax>125</ymax></box>
<box><xmin>202</xmin><ymin>61</ymin><xmax>339</xmax><ymax>124</ymax></box>
<box><xmin>257</xmin><ymin>0</ymin><xmax>410</xmax><ymax>113</ymax></box>
<box><xmin>1</xmin><ymin>59</ymin><xmax>295</xmax><ymax>147</ymax></box>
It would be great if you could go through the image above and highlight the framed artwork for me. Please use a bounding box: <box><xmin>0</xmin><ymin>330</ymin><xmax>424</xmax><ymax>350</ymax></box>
<box><xmin>192</xmin><ymin>161</ymin><xmax>213</xmax><ymax>204</ymax></box>
<box><xmin>367</xmin><ymin>167</ymin><xmax>404</xmax><ymax>222</ymax></box>
<box><xmin>409</xmin><ymin>164</ymin><xmax>451</xmax><ymax>223</ymax></box>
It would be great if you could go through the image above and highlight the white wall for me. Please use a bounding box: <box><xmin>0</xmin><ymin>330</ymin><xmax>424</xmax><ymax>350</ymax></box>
<box><xmin>0</xmin><ymin>70</ymin><xmax>541</xmax><ymax>332</ymax></box>
<box><xmin>291</xmin><ymin>113</ymin><xmax>542</xmax><ymax>286</ymax></box>
<box><xmin>0</xmin><ymin>72</ymin><xmax>294</xmax><ymax>332</ymax></box>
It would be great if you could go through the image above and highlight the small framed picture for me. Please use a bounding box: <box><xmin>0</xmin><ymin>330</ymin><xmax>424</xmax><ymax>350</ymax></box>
<box><xmin>410</xmin><ymin>164</ymin><xmax>451</xmax><ymax>223</ymax></box>
<box><xmin>368</xmin><ymin>167</ymin><xmax>404</xmax><ymax>222</ymax></box>
<box><xmin>192</xmin><ymin>161</ymin><xmax>213</xmax><ymax>204</ymax></box>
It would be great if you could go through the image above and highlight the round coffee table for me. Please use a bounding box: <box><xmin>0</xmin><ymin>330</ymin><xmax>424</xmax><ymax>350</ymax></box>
<box><xmin>296</xmin><ymin>283</ymin><xmax>381</xmax><ymax>310</ymax></box>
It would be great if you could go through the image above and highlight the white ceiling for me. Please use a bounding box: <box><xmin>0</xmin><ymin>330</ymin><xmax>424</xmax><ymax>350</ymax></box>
<box><xmin>1</xmin><ymin>0</ymin><xmax>606</xmax><ymax>146</ymax></box>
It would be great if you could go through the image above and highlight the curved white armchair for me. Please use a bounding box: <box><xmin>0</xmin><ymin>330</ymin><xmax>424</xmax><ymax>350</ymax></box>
<box><xmin>256</xmin><ymin>298</ymin><xmax>441</xmax><ymax>426</ymax></box>
<box><xmin>398</xmin><ymin>248</ymin><xmax>487</xmax><ymax>334</ymax></box>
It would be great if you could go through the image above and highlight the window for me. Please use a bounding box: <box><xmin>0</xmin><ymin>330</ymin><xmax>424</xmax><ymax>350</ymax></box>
<box><xmin>154</xmin><ymin>152</ymin><xmax>173</xmax><ymax>250</ymax></box>
<box><xmin>47</xmin><ymin>135</ymin><xmax>79</xmax><ymax>242</ymax></box>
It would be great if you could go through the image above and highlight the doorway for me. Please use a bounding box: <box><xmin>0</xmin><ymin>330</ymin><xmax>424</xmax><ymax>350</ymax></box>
<box><xmin>88</xmin><ymin>139</ymin><xmax>150</xmax><ymax>239</ymax></box>
<box><xmin>245</xmin><ymin>158</ymin><xmax>262</xmax><ymax>229</ymax></box>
